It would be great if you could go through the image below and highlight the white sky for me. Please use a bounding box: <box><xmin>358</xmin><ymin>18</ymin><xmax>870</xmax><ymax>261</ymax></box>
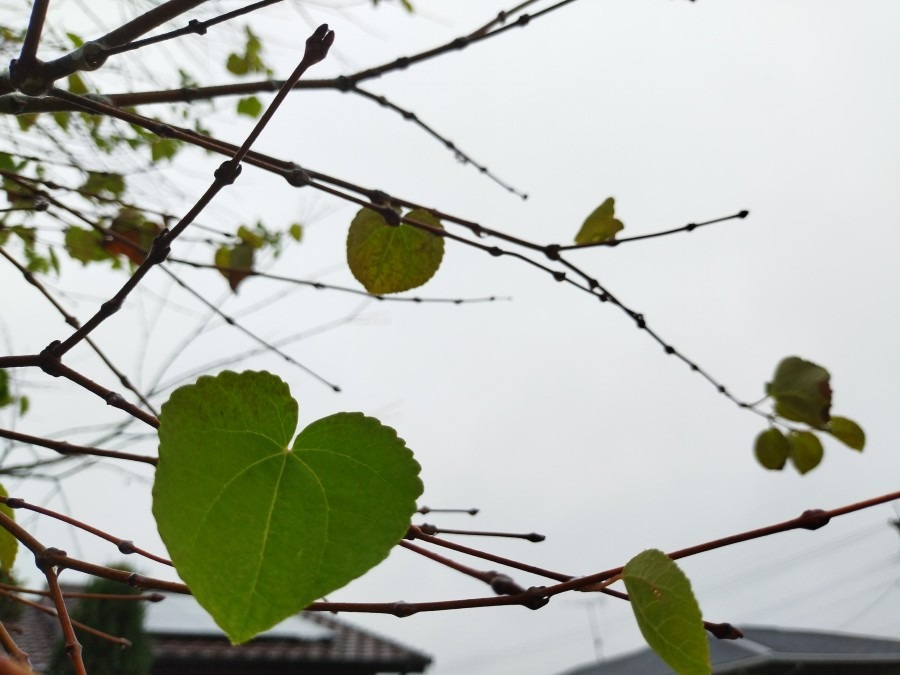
<box><xmin>2</xmin><ymin>1</ymin><xmax>900</xmax><ymax>674</ymax></box>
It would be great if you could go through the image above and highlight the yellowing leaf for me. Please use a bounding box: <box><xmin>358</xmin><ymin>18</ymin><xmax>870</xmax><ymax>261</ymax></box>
<box><xmin>214</xmin><ymin>243</ymin><xmax>255</xmax><ymax>292</ymax></box>
<box><xmin>575</xmin><ymin>197</ymin><xmax>624</xmax><ymax>245</ymax></box>
<box><xmin>347</xmin><ymin>208</ymin><xmax>444</xmax><ymax>294</ymax></box>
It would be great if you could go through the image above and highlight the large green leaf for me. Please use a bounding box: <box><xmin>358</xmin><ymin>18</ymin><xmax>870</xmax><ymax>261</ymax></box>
<box><xmin>154</xmin><ymin>371</ymin><xmax>423</xmax><ymax>643</ymax></box>
<box><xmin>347</xmin><ymin>208</ymin><xmax>444</xmax><ymax>294</ymax></box>
<box><xmin>623</xmin><ymin>549</ymin><xmax>710</xmax><ymax>675</ymax></box>
<box><xmin>0</xmin><ymin>483</ymin><xmax>17</xmax><ymax>572</ymax></box>
<box><xmin>765</xmin><ymin>357</ymin><xmax>831</xmax><ymax>428</ymax></box>
<box><xmin>574</xmin><ymin>197</ymin><xmax>624</xmax><ymax>245</ymax></box>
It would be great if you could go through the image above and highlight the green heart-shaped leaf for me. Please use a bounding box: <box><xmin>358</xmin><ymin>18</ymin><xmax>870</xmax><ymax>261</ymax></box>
<box><xmin>346</xmin><ymin>208</ymin><xmax>444</xmax><ymax>294</ymax></box>
<box><xmin>153</xmin><ymin>371</ymin><xmax>423</xmax><ymax>643</ymax></box>
<box><xmin>623</xmin><ymin>549</ymin><xmax>710</xmax><ymax>675</ymax></box>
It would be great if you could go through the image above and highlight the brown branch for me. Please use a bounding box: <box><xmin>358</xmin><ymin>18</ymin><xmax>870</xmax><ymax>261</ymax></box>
<box><xmin>0</xmin><ymin>244</ymin><xmax>158</xmax><ymax>415</ymax></box>
<box><xmin>0</xmin><ymin>427</ymin><xmax>157</xmax><ymax>466</ymax></box>
<box><xmin>0</xmin><ymin>620</ymin><xmax>30</xmax><ymax>668</ymax></box>
<box><xmin>1</xmin><ymin>496</ymin><xmax>171</xmax><ymax>566</ymax></box>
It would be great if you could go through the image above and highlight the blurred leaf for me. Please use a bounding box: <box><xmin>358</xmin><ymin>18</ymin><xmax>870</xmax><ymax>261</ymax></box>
<box><xmin>154</xmin><ymin>371</ymin><xmax>423</xmax><ymax>643</ymax></box>
<box><xmin>18</xmin><ymin>396</ymin><xmax>28</xmax><ymax>416</ymax></box>
<box><xmin>102</xmin><ymin>208</ymin><xmax>161</xmax><ymax>265</ymax></box>
<box><xmin>575</xmin><ymin>197</ymin><xmax>624</xmax><ymax>245</ymax></box>
<box><xmin>64</xmin><ymin>226</ymin><xmax>112</xmax><ymax>265</ymax></box>
<box><xmin>51</xmin><ymin>110</ymin><xmax>70</xmax><ymax>131</ymax></box>
<box><xmin>289</xmin><ymin>223</ymin><xmax>303</xmax><ymax>242</ymax></box>
<box><xmin>0</xmin><ymin>371</ymin><xmax>10</xmax><ymax>408</ymax></box>
<box><xmin>788</xmin><ymin>431</ymin><xmax>824</xmax><ymax>474</ymax></box>
<box><xmin>347</xmin><ymin>208</ymin><xmax>444</xmax><ymax>294</ymax></box>
<box><xmin>766</xmin><ymin>356</ymin><xmax>831</xmax><ymax>428</ymax></box>
<box><xmin>16</xmin><ymin>114</ymin><xmax>38</xmax><ymax>132</ymax></box>
<box><xmin>236</xmin><ymin>96</ymin><xmax>263</xmax><ymax>118</ymax></box>
<box><xmin>623</xmin><ymin>549</ymin><xmax>710</xmax><ymax>675</ymax></box>
<box><xmin>82</xmin><ymin>171</ymin><xmax>125</xmax><ymax>197</ymax></box>
<box><xmin>0</xmin><ymin>483</ymin><xmax>16</xmax><ymax>572</ymax></box>
<box><xmin>150</xmin><ymin>138</ymin><xmax>181</xmax><ymax>162</ymax></box>
<box><xmin>67</xmin><ymin>73</ymin><xmax>88</xmax><ymax>95</ymax></box>
<box><xmin>66</xmin><ymin>32</ymin><xmax>84</xmax><ymax>48</ymax></box>
<box><xmin>754</xmin><ymin>428</ymin><xmax>789</xmax><ymax>470</ymax></box>
<box><xmin>226</xmin><ymin>27</ymin><xmax>271</xmax><ymax>77</ymax></box>
<box><xmin>214</xmin><ymin>243</ymin><xmax>255</xmax><ymax>292</ymax></box>
<box><xmin>237</xmin><ymin>225</ymin><xmax>265</xmax><ymax>249</ymax></box>
<box><xmin>827</xmin><ymin>416</ymin><xmax>865</xmax><ymax>451</ymax></box>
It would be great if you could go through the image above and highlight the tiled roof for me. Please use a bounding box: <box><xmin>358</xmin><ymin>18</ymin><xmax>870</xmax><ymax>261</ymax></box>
<box><xmin>561</xmin><ymin>625</ymin><xmax>900</xmax><ymax>675</ymax></box>
<box><xmin>14</xmin><ymin>591</ymin><xmax>431</xmax><ymax>674</ymax></box>
<box><xmin>151</xmin><ymin>608</ymin><xmax>432</xmax><ymax>672</ymax></box>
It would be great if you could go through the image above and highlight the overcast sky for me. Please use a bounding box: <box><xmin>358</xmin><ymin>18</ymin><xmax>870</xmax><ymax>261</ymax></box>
<box><xmin>2</xmin><ymin>1</ymin><xmax>900</xmax><ymax>673</ymax></box>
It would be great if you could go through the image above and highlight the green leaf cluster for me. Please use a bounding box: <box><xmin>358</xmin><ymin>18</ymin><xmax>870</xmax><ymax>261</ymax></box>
<box><xmin>0</xmin><ymin>371</ymin><xmax>29</xmax><ymax>418</ymax></box>
<box><xmin>347</xmin><ymin>207</ymin><xmax>444</xmax><ymax>294</ymax></box>
<box><xmin>226</xmin><ymin>27</ymin><xmax>272</xmax><ymax>77</ymax></box>
<box><xmin>755</xmin><ymin>357</ymin><xmax>864</xmax><ymax>474</ymax></box>
<box><xmin>154</xmin><ymin>371</ymin><xmax>423</xmax><ymax>643</ymax></box>
<box><xmin>213</xmin><ymin>221</ymin><xmax>297</xmax><ymax>292</ymax></box>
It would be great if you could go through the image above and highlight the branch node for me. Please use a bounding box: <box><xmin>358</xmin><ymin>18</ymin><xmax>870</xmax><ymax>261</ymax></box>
<box><xmin>36</xmin><ymin>547</ymin><xmax>66</xmax><ymax>573</ymax></box>
<box><xmin>451</xmin><ymin>37</ymin><xmax>470</xmax><ymax>50</ymax></box>
<box><xmin>552</xmin><ymin>271</ymin><xmax>566</xmax><ymax>282</ymax></box>
<box><xmin>706</xmin><ymin>622</ymin><xmax>743</xmax><ymax>640</ymax></box>
<box><xmin>368</xmin><ymin>189</ymin><xmax>392</xmax><ymax>206</ymax></box>
<box><xmin>9</xmin><ymin>57</ymin><xmax>51</xmax><ymax>96</ymax></box>
<box><xmin>79</xmin><ymin>42</ymin><xmax>108</xmax><ymax>71</ymax></box>
<box><xmin>543</xmin><ymin>244</ymin><xmax>560</xmax><ymax>261</ymax></box>
<box><xmin>117</xmin><ymin>540</ymin><xmax>136</xmax><ymax>555</ymax></box>
<box><xmin>488</xmin><ymin>246</ymin><xmax>502</xmax><ymax>257</ymax></box>
<box><xmin>390</xmin><ymin>601</ymin><xmax>416</xmax><ymax>618</ymax></box>
<box><xmin>490</xmin><ymin>574</ymin><xmax>524</xmax><ymax>596</ymax></box>
<box><xmin>5</xmin><ymin>498</ymin><xmax>24</xmax><ymax>509</ymax></box>
<box><xmin>522</xmin><ymin>587</ymin><xmax>549</xmax><ymax>610</ymax></box>
<box><xmin>285</xmin><ymin>167</ymin><xmax>311</xmax><ymax>187</ymax></box>
<box><xmin>214</xmin><ymin>161</ymin><xmax>242</xmax><ymax>186</ymax></box>
<box><xmin>187</xmin><ymin>19</ymin><xmax>207</xmax><ymax>36</ymax></box>
<box><xmin>381</xmin><ymin>208</ymin><xmax>401</xmax><ymax>227</ymax></box>
<box><xmin>303</xmin><ymin>24</ymin><xmax>335</xmax><ymax>67</ymax></box>
<box><xmin>39</xmin><ymin>341</ymin><xmax>62</xmax><ymax>376</ymax></box>
<box><xmin>105</xmin><ymin>391</ymin><xmax>125</xmax><ymax>408</ymax></box>
<box><xmin>336</xmin><ymin>75</ymin><xmax>355</xmax><ymax>92</ymax></box>
<box><xmin>146</xmin><ymin>230</ymin><xmax>171</xmax><ymax>265</ymax></box>
<box><xmin>798</xmin><ymin>508</ymin><xmax>830</xmax><ymax>530</ymax></box>
<box><xmin>738</xmin><ymin>210</ymin><xmax>750</xmax><ymax>218</ymax></box>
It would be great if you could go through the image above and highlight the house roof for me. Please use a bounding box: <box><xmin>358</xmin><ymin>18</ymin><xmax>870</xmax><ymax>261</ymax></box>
<box><xmin>14</xmin><ymin>591</ymin><xmax>431</xmax><ymax>674</ymax></box>
<box><xmin>561</xmin><ymin>625</ymin><xmax>900</xmax><ymax>675</ymax></box>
